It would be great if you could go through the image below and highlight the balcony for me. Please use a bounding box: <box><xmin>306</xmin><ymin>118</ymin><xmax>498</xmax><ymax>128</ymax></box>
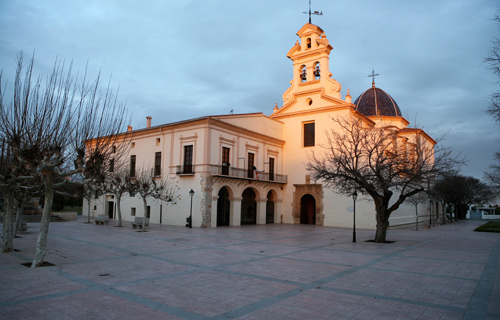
<box><xmin>175</xmin><ymin>165</ymin><xmax>194</xmax><ymax>176</ymax></box>
<box><xmin>174</xmin><ymin>165</ymin><xmax>287</xmax><ymax>184</ymax></box>
<box><xmin>209</xmin><ymin>165</ymin><xmax>287</xmax><ymax>184</ymax></box>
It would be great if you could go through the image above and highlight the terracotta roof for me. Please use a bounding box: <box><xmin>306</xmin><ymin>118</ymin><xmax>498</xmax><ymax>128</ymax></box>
<box><xmin>354</xmin><ymin>86</ymin><xmax>402</xmax><ymax>117</ymax></box>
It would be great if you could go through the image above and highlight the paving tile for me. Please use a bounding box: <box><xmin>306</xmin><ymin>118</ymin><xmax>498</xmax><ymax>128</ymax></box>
<box><xmin>118</xmin><ymin>270</ymin><xmax>296</xmax><ymax>317</ymax></box>
<box><xmin>0</xmin><ymin>217</ymin><xmax>498</xmax><ymax>320</ymax></box>
<box><xmin>222</xmin><ymin>257</ymin><xmax>351</xmax><ymax>283</ymax></box>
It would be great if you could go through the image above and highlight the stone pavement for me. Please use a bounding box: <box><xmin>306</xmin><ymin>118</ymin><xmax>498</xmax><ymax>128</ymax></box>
<box><xmin>0</xmin><ymin>217</ymin><xmax>499</xmax><ymax>320</ymax></box>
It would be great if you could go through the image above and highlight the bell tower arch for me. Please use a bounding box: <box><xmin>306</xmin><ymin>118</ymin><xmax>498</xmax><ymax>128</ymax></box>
<box><xmin>276</xmin><ymin>23</ymin><xmax>344</xmax><ymax>114</ymax></box>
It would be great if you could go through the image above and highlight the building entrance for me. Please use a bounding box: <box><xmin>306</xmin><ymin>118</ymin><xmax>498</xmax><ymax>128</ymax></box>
<box><xmin>300</xmin><ymin>194</ymin><xmax>316</xmax><ymax>225</ymax></box>
<box><xmin>241</xmin><ymin>188</ymin><xmax>256</xmax><ymax>225</ymax></box>
<box><xmin>217</xmin><ymin>187</ymin><xmax>230</xmax><ymax>226</ymax></box>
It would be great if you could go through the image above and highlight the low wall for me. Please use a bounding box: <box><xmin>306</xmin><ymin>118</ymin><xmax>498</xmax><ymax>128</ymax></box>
<box><xmin>52</xmin><ymin>211</ymin><xmax>78</xmax><ymax>221</ymax></box>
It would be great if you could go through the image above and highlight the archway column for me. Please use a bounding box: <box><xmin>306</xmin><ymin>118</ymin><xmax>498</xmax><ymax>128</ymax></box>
<box><xmin>256</xmin><ymin>198</ymin><xmax>268</xmax><ymax>225</ymax></box>
<box><xmin>274</xmin><ymin>199</ymin><xmax>283</xmax><ymax>223</ymax></box>
<box><xmin>229</xmin><ymin>197</ymin><xmax>242</xmax><ymax>226</ymax></box>
<box><xmin>210</xmin><ymin>196</ymin><xmax>219</xmax><ymax>228</ymax></box>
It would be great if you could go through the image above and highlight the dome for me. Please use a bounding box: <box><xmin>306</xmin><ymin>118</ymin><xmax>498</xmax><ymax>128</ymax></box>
<box><xmin>354</xmin><ymin>84</ymin><xmax>402</xmax><ymax>117</ymax></box>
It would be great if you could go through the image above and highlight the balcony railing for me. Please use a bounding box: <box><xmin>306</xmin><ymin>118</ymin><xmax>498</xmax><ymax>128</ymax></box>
<box><xmin>209</xmin><ymin>165</ymin><xmax>287</xmax><ymax>183</ymax></box>
<box><xmin>175</xmin><ymin>165</ymin><xmax>194</xmax><ymax>175</ymax></box>
<box><xmin>174</xmin><ymin>165</ymin><xmax>287</xmax><ymax>183</ymax></box>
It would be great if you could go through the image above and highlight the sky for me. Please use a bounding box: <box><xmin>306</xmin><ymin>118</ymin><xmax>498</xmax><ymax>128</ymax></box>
<box><xmin>0</xmin><ymin>0</ymin><xmax>498</xmax><ymax>180</ymax></box>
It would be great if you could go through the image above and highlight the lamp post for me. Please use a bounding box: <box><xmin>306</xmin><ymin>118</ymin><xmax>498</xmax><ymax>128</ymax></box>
<box><xmin>188</xmin><ymin>189</ymin><xmax>194</xmax><ymax>228</ymax></box>
<box><xmin>352</xmin><ymin>190</ymin><xmax>358</xmax><ymax>243</ymax></box>
<box><xmin>429</xmin><ymin>199</ymin><xmax>433</xmax><ymax>228</ymax></box>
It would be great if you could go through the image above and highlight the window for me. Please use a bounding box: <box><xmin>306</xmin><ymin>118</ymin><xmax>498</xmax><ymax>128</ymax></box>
<box><xmin>247</xmin><ymin>152</ymin><xmax>255</xmax><ymax>178</ymax></box>
<box><xmin>156</xmin><ymin>138</ymin><xmax>161</xmax><ymax>146</ymax></box>
<box><xmin>269</xmin><ymin>157</ymin><xmax>275</xmax><ymax>181</ymax></box>
<box><xmin>130</xmin><ymin>155</ymin><xmax>136</xmax><ymax>177</ymax></box>
<box><xmin>183</xmin><ymin>145</ymin><xmax>193</xmax><ymax>173</ymax></box>
<box><xmin>154</xmin><ymin>152</ymin><xmax>161</xmax><ymax>176</ymax></box>
<box><xmin>222</xmin><ymin>147</ymin><xmax>230</xmax><ymax>175</ymax></box>
<box><xmin>304</xmin><ymin>122</ymin><xmax>315</xmax><ymax>147</ymax></box>
<box><xmin>109</xmin><ymin>159</ymin><xmax>115</xmax><ymax>173</ymax></box>
<box><xmin>131</xmin><ymin>207</ymin><xmax>136</xmax><ymax>216</ymax></box>
<box><xmin>146</xmin><ymin>206</ymin><xmax>151</xmax><ymax>218</ymax></box>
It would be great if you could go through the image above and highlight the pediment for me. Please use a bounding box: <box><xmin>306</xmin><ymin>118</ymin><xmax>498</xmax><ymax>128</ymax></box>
<box><xmin>296</xmin><ymin>24</ymin><xmax>324</xmax><ymax>38</ymax></box>
<box><xmin>271</xmin><ymin>89</ymin><xmax>351</xmax><ymax>118</ymax></box>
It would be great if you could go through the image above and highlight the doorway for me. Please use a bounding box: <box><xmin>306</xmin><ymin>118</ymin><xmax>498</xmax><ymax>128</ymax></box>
<box><xmin>107</xmin><ymin>201</ymin><xmax>114</xmax><ymax>219</ymax></box>
<box><xmin>241</xmin><ymin>188</ymin><xmax>256</xmax><ymax>225</ymax></box>
<box><xmin>217</xmin><ymin>187</ymin><xmax>230</xmax><ymax>226</ymax></box>
<box><xmin>266</xmin><ymin>190</ymin><xmax>275</xmax><ymax>224</ymax></box>
<box><xmin>300</xmin><ymin>194</ymin><xmax>316</xmax><ymax>225</ymax></box>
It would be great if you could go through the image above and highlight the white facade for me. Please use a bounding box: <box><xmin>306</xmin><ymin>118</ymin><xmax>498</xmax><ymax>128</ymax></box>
<box><xmin>84</xmin><ymin>23</ymin><xmax>438</xmax><ymax>229</ymax></box>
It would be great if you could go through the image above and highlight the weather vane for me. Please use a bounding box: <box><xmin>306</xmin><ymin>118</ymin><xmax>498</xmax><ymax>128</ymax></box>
<box><xmin>303</xmin><ymin>0</ymin><xmax>323</xmax><ymax>24</ymax></box>
<box><xmin>368</xmin><ymin>69</ymin><xmax>380</xmax><ymax>85</ymax></box>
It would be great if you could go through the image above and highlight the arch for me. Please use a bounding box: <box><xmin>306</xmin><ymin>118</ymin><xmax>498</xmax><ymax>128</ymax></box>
<box><xmin>306</xmin><ymin>38</ymin><xmax>312</xmax><ymax>48</ymax></box>
<box><xmin>300</xmin><ymin>194</ymin><xmax>316</xmax><ymax>225</ymax></box>
<box><xmin>241</xmin><ymin>188</ymin><xmax>257</xmax><ymax>225</ymax></box>
<box><xmin>313</xmin><ymin>62</ymin><xmax>321</xmax><ymax>80</ymax></box>
<box><xmin>266</xmin><ymin>190</ymin><xmax>276</xmax><ymax>224</ymax></box>
<box><xmin>217</xmin><ymin>187</ymin><xmax>230</xmax><ymax>226</ymax></box>
<box><xmin>300</xmin><ymin>65</ymin><xmax>307</xmax><ymax>82</ymax></box>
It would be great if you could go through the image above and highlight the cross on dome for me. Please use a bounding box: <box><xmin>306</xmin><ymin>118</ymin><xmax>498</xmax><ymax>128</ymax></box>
<box><xmin>367</xmin><ymin>69</ymin><xmax>380</xmax><ymax>87</ymax></box>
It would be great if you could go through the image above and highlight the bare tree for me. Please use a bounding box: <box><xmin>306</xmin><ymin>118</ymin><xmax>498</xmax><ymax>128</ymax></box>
<box><xmin>105</xmin><ymin>168</ymin><xmax>130</xmax><ymax>227</ymax></box>
<box><xmin>0</xmin><ymin>53</ymin><xmax>127</xmax><ymax>267</ymax></box>
<box><xmin>484</xmin><ymin>12</ymin><xmax>500</xmax><ymax>184</ymax></box>
<box><xmin>127</xmin><ymin>169</ymin><xmax>180</xmax><ymax>232</ymax></box>
<box><xmin>485</xmin><ymin>152</ymin><xmax>500</xmax><ymax>191</ymax></box>
<box><xmin>434</xmin><ymin>174</ymin><xmax>494</xmax><ymax>220</ymax></box>
<box><xmin>485</xmin><ymin>12</ymin><xmax>500</xmax><ymax>124</ymax></box>
<box><xmin>405</xmin><ymin>192</ymin><xmax>428</xmax><ymax>230</ymax></box>
<box><xmin>0</xmin><ymin>137</ymin><xmax>38</xmax><ymax>252</ymax></box>
<box><xmin>307</xmin><ymin>117</ymin><xmax>460</xmax><ymax>242</ymax></box>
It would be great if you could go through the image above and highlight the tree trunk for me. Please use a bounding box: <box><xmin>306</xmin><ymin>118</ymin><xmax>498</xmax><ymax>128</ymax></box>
<box><xmin>13</xmin><ymin>199</ymin><xmax>25</xmax><ymax>238</ymax></box>
<box><xmin>415</xmin><ymin>205</ymin><xmax>418</xmax><ymax>231</ymax></box>
<box><xmin>441</xmin><ymin>203</ymin><xmax>446</xmax><ymax>224</ymax></box>
<box><xmin>374</xmin><ymin>201</ymin><xmax>390</xmax><ymax>243</ymax></box>
<box><xmin>374</xmin><ymin>220</ymin><xmax>389</xmax><ymax>242</ymax></box>
<box><xmin>142</xmin><ymin>197</ymin><xmax>148</xmax><ymax>232</ymax></box>
<box><xmin>116</xmin><ymin>193</ymin><xmax>123</xmax><ymax>227</ymax></box>
<box><xmin>2</xmin><ymin>190</ymin><xmax>14</xmax><ymax>252</ymax></box>
<box><xmin>457</xmin><ymin>204</ymin><xmax>467</xmax><ymax>220</ymax></box>
<box><xmin>32</xmin><ymin>173</ymin><xmax>54</xmax><ymax>268</ymax></box>
<box><xmin>87</xmin><ymin>196</ymin><xmax>91</xmax><ymax>223</ymax></box>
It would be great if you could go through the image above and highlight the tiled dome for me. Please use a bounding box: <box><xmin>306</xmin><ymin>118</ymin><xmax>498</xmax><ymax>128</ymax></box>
<box><xmin>354</xmin><ymin>85</ymin><xmax>402</xmax><ymax>117</ymax></box>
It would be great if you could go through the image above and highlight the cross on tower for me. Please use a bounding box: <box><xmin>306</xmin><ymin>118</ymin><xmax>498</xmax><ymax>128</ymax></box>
<box><xmin>367</xmin><ymin>69</ymin><xmax>380</xmax><ymax>87</ymax></box>
<box><xmin>303</xmin><ymin>0</ymin><xmax>323</xmax><ymax>24</ymax></box>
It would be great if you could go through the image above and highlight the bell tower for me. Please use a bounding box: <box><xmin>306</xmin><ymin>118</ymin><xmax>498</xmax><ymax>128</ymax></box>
<box><xmin>274</xmin><ymin>23</ymin><xmax>344</xmax><ymax>115</ymax></box>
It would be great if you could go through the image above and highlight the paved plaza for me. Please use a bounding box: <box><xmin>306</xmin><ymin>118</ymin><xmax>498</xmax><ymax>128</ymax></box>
<box><xmin>0</xmin><ymin>217</ymin><xmax>499</xmax><ymax>320</ymax></box>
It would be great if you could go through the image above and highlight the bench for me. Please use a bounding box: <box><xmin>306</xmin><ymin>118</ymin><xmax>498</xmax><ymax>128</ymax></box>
<box><xmin>95</xmin><ymin>215</ymin><xmax>109</xmax><ymax>225</ymax></box>
<box><xmin>131</xmin><ymin>217</ymin><xmax>149</xmax><ymax>229</ymax></box>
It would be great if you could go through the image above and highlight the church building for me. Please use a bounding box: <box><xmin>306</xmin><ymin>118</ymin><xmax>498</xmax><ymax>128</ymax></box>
<box><xmin>85</xmin><ymin>23</ymin><xmax>438</xmax><ymax>230</ymax></box>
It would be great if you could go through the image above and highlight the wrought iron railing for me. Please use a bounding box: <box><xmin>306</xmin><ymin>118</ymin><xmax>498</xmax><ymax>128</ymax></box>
<box><xmin>209</xmin><ymin>165</ymin><xmax>287</xmax><ymax>183</ymax></box>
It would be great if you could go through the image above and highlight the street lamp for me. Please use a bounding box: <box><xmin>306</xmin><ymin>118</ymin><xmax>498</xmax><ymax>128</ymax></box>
<box><xmin>429</xmin><ymin>199</ymin><xmax>433</xmax><ymax>228</ymax></box>
<box><xmin>188</xmin><ymin>189</ymin><xmax>194</xmax><ymax>228</ymax></box>
<box><xmin>352</xmin><ymin>190</ymin><xmax>358</xmax><ymax>243</ymax></box>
